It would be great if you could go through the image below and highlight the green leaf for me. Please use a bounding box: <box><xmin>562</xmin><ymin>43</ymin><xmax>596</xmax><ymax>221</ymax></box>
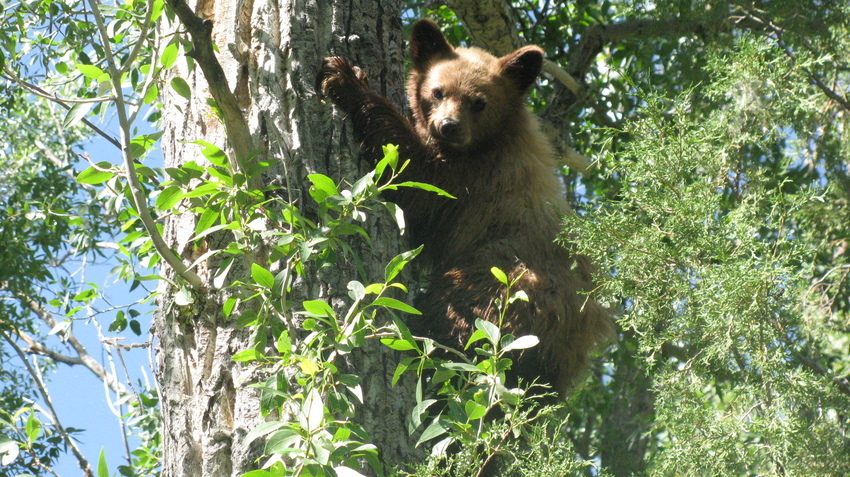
<box><xmin>475</xmin><ymin>319</ymin><xmax>500</xmax><ymax>345</ymax></box>
<box><xmin>0</xmin><ymin>439</ymin><xmax>19</xmax><ymax>466</ymax></box>
<box><xmin>490</xmin><ymin>266</ymin><xmax>509</xmax><ymax>285</ymax></box>
<box><xmin>76</xmin><ymin>63</ymin><xmax>105</xmax><ymax>79</ymax></box>
<box><xmin>383</xmin><ymin>202</ymin><xmax>406</xmax><ymax>233</ymax></box>
<box><xmin>265</xmin><ymin>428</ymin><xmax>301</xmax><ymax>454</ymax></box>
<box><xmin>299</xmin><ymin>358</ymin><xmax>318</xmax><ymax>375</ymax></box>
<box><xmin>395</xmin><ymin>181</ymin><xmax>456</xmax><ymax>198</ymax></box>
<box><xmin>392</xmin><ymin>357</ymin><xmax>415</xmax><ymax>386</ymax></box>
<box><xmin>170</xmin><ymin>76</ymin><xmax>191</xmax><ymax>100</ymax></box>
<box><xmin>242</xmin><ymin>468</ymin><xmax>277</xmax><ymax>477</ymax></box>
<box><xmin>194</xmin><ymin>208</ymin><xmax>219</xmax><ymax>237</ymax></box>
<box><xmin>416</xmin><ymin>419</ymin><xmax>448</xmax><ymax>447</ymax></box>
<box><xmin>251</xmin><ymin>263</ymin><xmax>274</xmax><ymax>289</ymax></box>
<box><xmin>194</xmin><ymin>221</ymin><xmax>238</xmax><ymax>241</ymax></box>
<box><xmin>76</xmin><ymin>163</ymin><xmax>114</xmax><ymax>184</ymax></box>
<box><xmin>236</xmin><ymin>310</ymin><xmax>259</xmax><ymax>327</ymax></box>
<box><xmin>156</xmin><ymin>185</ymin><xmax>185</xmax><ymax>211</ymax></box>
<box><xmin>243</xmin><ymin>421</ymin><xmax>286</xmax><ymax>446</ymax></box>
<box><xmin>143</xmin><ymin>82</ymin><xmax>159</xmax><ymax>104</ymax></box>
<box><xmin>183</xmin><ymin>181</ymin><xmax>220</xmax><ymax>198</ymax></box>
<box><xmin>97</xmin><ymin>448</ymin><xmax>109</xmax><ymax>477</ymax></box>
<box><xmin>214</xmin><ymin>256</ymin><xmax>235</xmax><ymax>290</ymax></box>
<box><xmin>381</xmin><ymin>338</ymin><xmax>417</xmax><ymax>351</ymax></box>
<box><xmin>240</xmin><ymin>471</ymin><xmax>272</xmax><ymax>477</ymax></box>
<box><xmin>410</xmin><ymin>398</ymin><xmax>438</xmax><ymax>428</ymax></box>
<box><xmin>375</xmin><ymin>143</ymin><xmax>399</xmax><ymax>180</ymax></box>
<box><xmin>307</xmin><ymin>173</ymin><xmax>339</xmax><ymax>203</ymax></box>
<box><xmin>161</xmin><ymin>41</ymin><xmax>179</xmax><ymax>69</ymax></box>
<box><xmin>276</xmin><ymin>329</ymin><xmax>292</xmax><ymax>353</ymax></box>
<box><xmin>63</xmin><ymin>101</ymin><xmax>94</xmax><ymax>128</ymax></box>
<box><xmin>301</xmin><ymin>299</ymin><xmax>335</xmax><ymax>318</ymax></box>
<box><xmin>442</xmin><ymin>362</ymin><xmax>482</xmax><ymax>373</ymax></box>
<box><xmin>232</xmin><ymin>349</ymin><xmax>263</xmax><ymax>362</ymax></box>
<box><xmin>25</xmin><ymin>413</ymin><xmax>41</xmax><ymax>444</ymax></box>
<box><xmin>371</xmin><ymin>297</ymin><xmax>421</xmax><ymax>314</ymax></box>
<box><xmin>465</xmin><ymin>401</ymin><xmax>487</xmax><ymax>421</ymax></box>
<box><xmin>191</xmin><ymin>140</ymin><xmax>228</xmax><ymax>167</ymax></box>
<box><xmin>223</xmin><ymin>297</ymin><xmax>237</xmax><ymax>317</ymax></box>
<box><xmin>465</xmin><ymin>329</ymin><xmax>489</xmax><ymax>350</ymax></box>
<box><xmin>175</xmin><ymin>285</ymin><xmax>195</xmax><ymax>306</ymax></box>
<box><xmin>384</xmin><ymin>246</ymin><xmax>423</xmax><ymax>282</ymax></box>
<box><xmin>502</xmin><ymin>335</ymin><xmax>539</xmax><ymax>352</ymax></box>
<box><xmin>130</xmin><ymin>132</ymin><xmax>164</xmax><ymax>158</ymax></box>
<box><xmin>351</xmin><ymin>172</ymin><xmax>375</xmax><ymax>198</ymax></box>
<box><xmin>301</xmin><ymin>388</ymin><xmax>324</xmax><ymax>432</ymax></box>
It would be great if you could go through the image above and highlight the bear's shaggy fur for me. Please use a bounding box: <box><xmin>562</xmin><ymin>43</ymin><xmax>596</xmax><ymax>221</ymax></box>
<box><xmin>320</xmin><ymin>19</ymin><xmax>612</xmax><ymax>397</ymax></box>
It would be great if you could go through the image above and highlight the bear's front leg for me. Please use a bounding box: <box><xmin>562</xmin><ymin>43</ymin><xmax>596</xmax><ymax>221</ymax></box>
<box><xmin>319</xmin><ymin>56</ymin><xmax>371</xmax><ymax>115</ymax></box>
<box><xmin>319</xmin><ymin>57</ymin><xmax>433</xmax><ymax>173</ymax></box>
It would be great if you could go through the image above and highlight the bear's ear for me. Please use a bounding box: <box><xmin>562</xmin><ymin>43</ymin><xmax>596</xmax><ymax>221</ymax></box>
<box><xmin>498</xmin><ymin>46</ymin><xmax>544</xmax><ymax>92</ymax></box>
<box><xmin>410</xmin><ymin>19</ymin><xmax>454</xmax><ymax>72</ymax></box>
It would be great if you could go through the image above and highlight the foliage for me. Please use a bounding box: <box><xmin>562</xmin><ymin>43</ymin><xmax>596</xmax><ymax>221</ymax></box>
<box><xmin>392</xmin><ymin>269</ymin><xmax>592</xmax><ymax>477</ymax></box>
<box><xmin>560</xmin><ymin>19</ymin><xmax>850</xmax><ymax>477</ymax></box>
<box><xmin>1</xmin><ymin>0</ymin><xmax>166</xmax><ymax>475</ymax></box>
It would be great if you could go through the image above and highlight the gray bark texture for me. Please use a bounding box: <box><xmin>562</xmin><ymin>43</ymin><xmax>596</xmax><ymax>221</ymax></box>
<box><xmin>155</xmin><ymin>1</ymin><xmax>417</xmax><ymax>476</ymax></box>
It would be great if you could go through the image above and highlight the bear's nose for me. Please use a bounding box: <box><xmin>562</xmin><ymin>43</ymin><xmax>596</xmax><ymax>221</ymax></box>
<box><xmin>438</xmin><ymin>118</ymin><xmax>461</xmax><ymax>142</ymax></box>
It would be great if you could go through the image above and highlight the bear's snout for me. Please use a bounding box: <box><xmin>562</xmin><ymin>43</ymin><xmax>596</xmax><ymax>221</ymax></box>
<box><xmin>437</xmin><ymin>118</ymin><xmax>462</xmax><ymax>143</ymax></box>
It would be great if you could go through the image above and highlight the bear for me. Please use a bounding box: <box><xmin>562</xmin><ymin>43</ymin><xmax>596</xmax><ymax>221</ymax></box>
<box><xmin>320</xmin><ymin>19</ymin><xmax>613</xmax><ymax>398</ymax></box>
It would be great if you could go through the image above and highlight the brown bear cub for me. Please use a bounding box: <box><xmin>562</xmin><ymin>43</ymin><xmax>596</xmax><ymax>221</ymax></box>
<box><xmin>320</xmin><ymin>19</ymin><xmax>612</xmax><ymax>398</ymax></box>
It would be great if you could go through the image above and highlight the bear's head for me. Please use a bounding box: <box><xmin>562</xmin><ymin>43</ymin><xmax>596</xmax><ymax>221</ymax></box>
<box><xmin>406</xmin><ymin>19</ymin><xmax>544</xmax><ymax>153</ymax></box>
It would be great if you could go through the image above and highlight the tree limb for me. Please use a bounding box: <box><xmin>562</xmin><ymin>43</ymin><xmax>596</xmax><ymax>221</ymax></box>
<box><xmin>2</xmin><ymin>332</ymin><xmax>95</xmax><ymax>477</ymax></box>
<box><xmin>1</xmin><ymin>66</ymin><xmax>121</xmax><ymax>149</ymax></box>
<box><xmin>165</xmin><ymin>0</ymin><xmax>259</xmax><ymax>188</ymax></box>
<box><xmin>16</xmin><ymin>331</ymin><xmax>84</xmax><ymax>366</ymax></box>
<box><xmin>13</xmin><ymin>291</ymin><xmax>136</xmax><ymax>402</ymax></box>
<box><xmin>86</xmin><ymin>0</ymin><xmax>204</xmax><ymax>290</ymax></box>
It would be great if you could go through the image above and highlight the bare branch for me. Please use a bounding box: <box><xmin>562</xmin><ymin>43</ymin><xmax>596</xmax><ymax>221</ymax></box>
<box><xmin>165</xmin><ymin>0</ymin><xmax>258</xmax><ymax>187</ymax></box>
<box><xmin>16</xmin><ymin>331</ymin><xmax>83</xmax><ymax>366</ymax></box>
<box><xmin>1</xmin><ymin>67</ymin><xmax>121</xmax><ymax>149</ymax></box>
<box><xmin>13</xmin><ymin>291</ymin><xmax>135</xmax><ymax>402</ymax></box>
<box><xmin>2</xmin><ymin>331</ymin><xmax>95</xmax><ymax>477</ymax></box>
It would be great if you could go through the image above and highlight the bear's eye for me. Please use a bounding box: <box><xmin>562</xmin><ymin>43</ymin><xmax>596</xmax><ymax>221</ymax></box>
<box><xmin>471</xmin><ymin>97</ymin><xmax>487</xmax><ymax>113</ymax></box>
<box><xmin>432</xmin><ymin>88</ymin><xmax>444</xmax><ymax>100</ymax></box>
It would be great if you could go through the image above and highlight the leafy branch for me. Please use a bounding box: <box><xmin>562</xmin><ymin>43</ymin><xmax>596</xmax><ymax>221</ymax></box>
<box><xmin>84</xmin><ymin>0</ymin><xmax>204</xmax><ymax>289</ymax></box>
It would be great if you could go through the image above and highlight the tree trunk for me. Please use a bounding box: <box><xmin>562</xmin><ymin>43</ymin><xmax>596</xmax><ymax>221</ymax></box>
<box><xmin>155</xmin><ymin>1</ymin><xmax>414</xmax><ymax>475</ymax></box>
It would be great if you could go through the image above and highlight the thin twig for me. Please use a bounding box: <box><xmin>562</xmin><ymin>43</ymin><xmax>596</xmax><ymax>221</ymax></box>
<box><xmin>12</xmin><ymin>290</ymin><xmax>135</xmax><ymax>401</ymax></box>
<box><xmin>2</xmin><ymin>67</ymin><xmax>121</xmax><ymax>149</ymax></box>
<box><xmin>126</xmin><ymin>0</ymin><xmax>159</xmax><ymax>125</ymax></box>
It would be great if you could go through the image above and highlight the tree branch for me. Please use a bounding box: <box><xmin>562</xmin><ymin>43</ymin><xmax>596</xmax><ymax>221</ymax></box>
<box><xmin>1</xmin><ymin>66</ymin><xmax>121</xmax><ymax>149</ymax></box>
<box><xmin>2</xmin><ymin>332</ymin><xmax>95</xmax><ymax>477</ymax></box>
<box><xmin>16</xmin><ymin>331</ymin><xmax>84</xmax><ymax>366</ymax></box>
<box><xmin>13</xmin><ymin>291</ymin><xmax>135</xmax><ymax>402</ymax></box>
<box><xmin>86</xmin><ymin>0</ymin><xmax>204</xmax><ymax>290</ymax></box>
<box><xmin>165</xmin><ymin>0</ymin><xmax>259</xmax><ymax>187</ymax></box>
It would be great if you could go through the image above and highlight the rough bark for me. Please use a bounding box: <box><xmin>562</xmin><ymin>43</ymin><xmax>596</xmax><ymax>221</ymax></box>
<box><xmin>155</xmin><ymin>1</ymin><xmax>415</xmax><ymax>476</ymax></box>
